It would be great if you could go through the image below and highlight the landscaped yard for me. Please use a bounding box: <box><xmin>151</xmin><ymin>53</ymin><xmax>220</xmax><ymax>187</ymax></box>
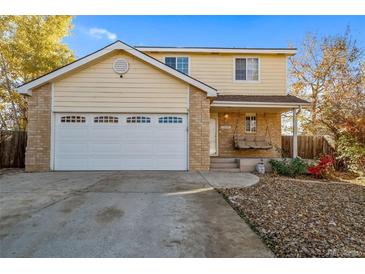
<box><xmin>218</xmin><ymin>175</ymin><xmax>365</xmax><ymax>257</ymax></box>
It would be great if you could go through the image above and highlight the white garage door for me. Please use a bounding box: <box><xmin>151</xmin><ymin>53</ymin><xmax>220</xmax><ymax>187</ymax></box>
<box><xmin>54</xmin><ymin>113</ymin><xmax>188</xmax><ymax>170</ymax></box>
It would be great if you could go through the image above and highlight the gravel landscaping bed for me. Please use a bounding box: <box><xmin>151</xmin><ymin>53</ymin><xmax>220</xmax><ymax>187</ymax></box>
<box><xmin>218</xmin><ymin>176</ymin><xmax>365</xmax><ymax>257</ymax></box>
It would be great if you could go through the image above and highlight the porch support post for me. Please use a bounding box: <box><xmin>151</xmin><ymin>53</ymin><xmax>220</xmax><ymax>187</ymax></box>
<box><xmin>292</xmin><ymin>108</ymin><xmax>298</xmax><ymax>158</ymax></box>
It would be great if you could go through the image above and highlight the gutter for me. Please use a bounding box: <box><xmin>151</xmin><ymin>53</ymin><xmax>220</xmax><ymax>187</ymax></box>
<box><xmin>135</xmin><ymin>47</ymin><xmax>297</xmax><ymax>55</ymax></box>
<box><xmin>211</xmin><ymin>101</ymin><xmax>310</xmax><ymax>108</ymax></box>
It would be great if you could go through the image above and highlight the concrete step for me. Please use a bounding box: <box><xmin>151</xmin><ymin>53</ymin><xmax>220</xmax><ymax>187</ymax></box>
<box><xmin>210</xmin><ymin>158</ymin><xmax>237</xmax><ymax>163</ymax></box>
<box><xmin>210</xmin><ymin>168</ymin><xmax>241</xmax><ymax>173</ymax></box>
<box><xmin>210</xmin><ymin>162</ymin><xmax>239</xmax><ymax>169</ymax></box>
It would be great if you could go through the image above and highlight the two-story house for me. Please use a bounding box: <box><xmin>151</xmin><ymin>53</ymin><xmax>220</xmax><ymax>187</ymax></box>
<box><xmin>18</xmin><ymin>40</ymin><xmax>309</xmax><ymax>172</ymax></box>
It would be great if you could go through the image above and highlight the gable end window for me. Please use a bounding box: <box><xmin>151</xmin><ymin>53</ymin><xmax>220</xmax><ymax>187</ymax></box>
<box><xmin>245</xmin><ymin>113</ymin><xmax>256</xmax><ymax>133</ymax></box>
<box><xmin>235</xmin><ymin>58</ymin><xmax>259</xmax><ymax>81</ymax></box>
<box><xmin>60</xmin><ymin>116</ymin><xmax>86</xmax><ymax>123</ymax></box>
<box><xmin>126</xmin><ymin>116</ymin><xmax>151</xmax><ymax>124</ymax></box>
<box><xmin>165</xmin><ymin>57</ymin><xmax>189</xmax><ymax>74</ymax></box>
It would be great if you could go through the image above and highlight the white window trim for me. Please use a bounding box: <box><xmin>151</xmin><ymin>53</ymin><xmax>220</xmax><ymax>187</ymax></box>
<box><xmin>233</xmin><ymin>57</ymin><xmax>260</xmax><ymax>83</ymax></box>
<box><xmin>245</xmin><ymin>113</ymin><xmax>257</xmax><ymax>133</ymax></box>
<box><xmin>164</xmin><ymin>56</ymin><xmax>190</xmax><ymax>75</ymax></box>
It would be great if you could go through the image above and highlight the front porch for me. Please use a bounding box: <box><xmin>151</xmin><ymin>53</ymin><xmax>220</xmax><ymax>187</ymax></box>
<box><xmin>208</xmin><ymin>95</ymin><xmax>310</xmax><ymax>172</ymax></box>
<box><xmin>210</xmin><ymin>111</ymin><xmax>282</xmax><ymax>158</ymax></box>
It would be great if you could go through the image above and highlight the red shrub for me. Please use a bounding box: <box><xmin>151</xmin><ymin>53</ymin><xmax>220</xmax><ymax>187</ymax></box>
<box><xmin>308</xmin><ymin>155</ymin><xmax>335</xmax><ymax>178</ymax></box>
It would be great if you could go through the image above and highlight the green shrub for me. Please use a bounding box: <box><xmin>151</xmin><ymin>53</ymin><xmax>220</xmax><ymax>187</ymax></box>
<box><xmin>269</xmin><ymin>158</ymin><xmax>291</xmax><ymax>176</ymax></box>
<box><xmin>291</xmin><ymin>157</ymin><xmax>309</xmax><ymax>175</ymax></box>
<box><xmin>269</xmin><ymin>157</ymin><xmax>309</xmax><ymax>177</ymax></box>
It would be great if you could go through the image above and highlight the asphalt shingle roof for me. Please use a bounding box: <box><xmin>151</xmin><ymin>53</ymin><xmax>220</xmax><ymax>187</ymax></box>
<box><xmin>214</xmin><ymin>95</ymin><xmax>309</xmax><ymax>104</ymax></box>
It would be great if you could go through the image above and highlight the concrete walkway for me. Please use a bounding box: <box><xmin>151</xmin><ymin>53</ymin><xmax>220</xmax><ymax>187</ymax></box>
<box><xmin>201</xmin><ymin>172</ymin><xmax>259</xmax><ymax>188</ymax></box>
<box><xmin>0</xmin><ymin>171</ymin><xmax>272</xmax><ymax>258</ymax></box>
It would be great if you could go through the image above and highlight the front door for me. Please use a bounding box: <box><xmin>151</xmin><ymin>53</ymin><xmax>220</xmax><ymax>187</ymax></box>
<box><xmin>210</xmin><ymin>117</ymin><xmax>218</xmax><ymax>156</ymax></box>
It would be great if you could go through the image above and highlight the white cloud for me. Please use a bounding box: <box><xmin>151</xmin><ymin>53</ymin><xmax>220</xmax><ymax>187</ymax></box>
<box><xmin>88</xmin><ymin>28</ymin><xmax>117</xmax><ymax>41</ymax></box>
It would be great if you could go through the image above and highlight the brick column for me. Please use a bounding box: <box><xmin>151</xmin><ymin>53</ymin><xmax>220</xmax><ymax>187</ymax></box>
<box><xmin>25</xmin><ymin>84</ymin><xmax>52</xmax><ymax>172</ymax></box>
<box><xmin>188</xmin><ymin>86</ymin><xmax>210</xmax><ymax>171</ymax></box>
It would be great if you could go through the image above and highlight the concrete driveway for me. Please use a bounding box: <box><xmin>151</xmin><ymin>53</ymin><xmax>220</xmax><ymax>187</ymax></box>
<box><xmin>0</xmin><ymin>171</ymin><xmax>273</xmax><ymax>257</ymax></box>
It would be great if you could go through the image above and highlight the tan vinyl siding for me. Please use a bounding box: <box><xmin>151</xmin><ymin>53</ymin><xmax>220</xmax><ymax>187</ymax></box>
<box><xmin>53</xmin><ymin>51</ymin><xmax>189</xmax><ymax>113</ymax></box>
<box><xmin>145</xmin><ymin>52</ymin><xmax>288</xmax><ymax>95</ymax></box>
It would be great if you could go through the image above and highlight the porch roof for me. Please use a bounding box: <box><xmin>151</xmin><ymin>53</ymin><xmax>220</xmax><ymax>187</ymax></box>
<box><xmin>211</xmin><ymin>95</ymin><xmax>310</xmax><ymax>109</ymax></box>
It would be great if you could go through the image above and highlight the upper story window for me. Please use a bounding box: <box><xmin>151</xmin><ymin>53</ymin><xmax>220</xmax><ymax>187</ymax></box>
<box><xmin>235</xmin><ymin>58</ymin><xmax>259</xmax><ymax>81</ymax></box>
<box><xmin>165</xmin><ymin>57</ymin><xmax>189</xmax><ymax>74</ymax></box>
<box><xmin>245</xmin><ymin>113</ymin><xmax>256</xmax><ymax>133</ymax></box>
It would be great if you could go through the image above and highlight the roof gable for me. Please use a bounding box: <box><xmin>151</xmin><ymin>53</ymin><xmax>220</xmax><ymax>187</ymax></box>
<box><xmin>17</xmin><ymin>40</ymin><xmax>217</xmax><ymax>97</ymax></box>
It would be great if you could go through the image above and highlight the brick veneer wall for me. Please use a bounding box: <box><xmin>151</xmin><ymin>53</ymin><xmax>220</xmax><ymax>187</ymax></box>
<box><xmin>189</xmin><ymin>86</ymin><xmax>211</xmax><ymax>171</ymax></box>
<box><xmin>25</xmin><ymin>84</ymin><xmax>52</xmax><ymax>171</ymax></box>
<box><xmin>25</xmin><ymin>83</ymin><xmax>212</xmax><ymax>171</ymax></box>
<box><xmin>215</xmin><ymin>111</ymin><xmax>281</xmax><ymax>158</ymax></box>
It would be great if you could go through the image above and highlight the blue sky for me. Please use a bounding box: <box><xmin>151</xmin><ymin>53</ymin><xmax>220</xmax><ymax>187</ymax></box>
<box><xmin>64</xmin><ymin>16</ymin><xmax>365</xmax><ymax>58</ymax></box>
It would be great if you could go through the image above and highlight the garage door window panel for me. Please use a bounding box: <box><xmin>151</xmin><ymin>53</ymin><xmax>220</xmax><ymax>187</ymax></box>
<box><xmin>126</xmin><ymin>116</ymin><xmax>151</xmax><ymax>123</ymax></box>
<box><xmin>60</xmin><ymin>116</ymin><xmax>86</xmax><ymax>123</ymax></box>
<box><xmin>94</xmin><ymin>116</ymin><xmax>119</xmax><ymax>123</ymax></box>
<box><xmin>158</xmin><ymin>116</ymin><xmax>183</xmax><ymax>124</ymax></box>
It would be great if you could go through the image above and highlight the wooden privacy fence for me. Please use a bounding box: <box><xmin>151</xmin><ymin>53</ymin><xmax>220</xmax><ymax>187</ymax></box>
<box><xmin>0</xmin><ymin>130</ymin><xmax>27</xmax><ymax>168</ymax></box>
<box><xmin>281</xmin><ymin>135</ymin><xmax>335</xmax><ymax>159</ymax></box>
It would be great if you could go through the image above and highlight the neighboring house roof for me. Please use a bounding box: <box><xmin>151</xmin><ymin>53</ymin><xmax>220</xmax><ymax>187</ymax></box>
<box><xmin>135</xmin><ymin>46</ymin><xmax>297</xmax><ymax>55</ymax></box>
<box><xmin>17</xmin><ymin>40</ymin><xmax>217</xmax><ymax>97</ymax></box>
<box><xmin>212</xmin><ymin>95</ymin><xmax>310</xmax><ymax>108</ymax></box>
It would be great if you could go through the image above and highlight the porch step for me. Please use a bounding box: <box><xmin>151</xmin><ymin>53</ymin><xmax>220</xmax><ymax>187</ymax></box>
<box><xmin>210</xmin><ymin>168</ymin><xmax>241</xmax><ymax>173</ymax></box>
<box><xmin>210</xmin><ymin>158</ymin><xmax>240</xmax><ymax>172</ymax></box>
<box><xmin>210</xmin><ymin>162</ymin><xmax>239</xmax><ymax>169</ymax></box>
<box><xmin>210</xmin><ymin>158</ymin><xmax>238</xmax><ymax>163</ymax></box>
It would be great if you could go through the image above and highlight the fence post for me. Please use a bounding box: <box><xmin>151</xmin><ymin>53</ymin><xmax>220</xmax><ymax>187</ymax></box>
<box><xmin>292</xmin><ymin>108</ymin><xmax>298</xmax><ymax>158</ymax></box>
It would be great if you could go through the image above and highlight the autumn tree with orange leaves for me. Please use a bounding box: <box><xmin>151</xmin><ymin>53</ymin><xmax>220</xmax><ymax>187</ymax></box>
<box><xmin>290</xmin><ymin>30</ymin><xmax>365</xmax><ymax>174</ymax></box>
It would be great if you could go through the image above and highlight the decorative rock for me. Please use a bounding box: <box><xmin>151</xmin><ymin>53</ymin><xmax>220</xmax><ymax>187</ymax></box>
<box><xmin>219</xmin><ymin>175</ymin><xmax>365</xmax><ymax>257</ymax></box>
